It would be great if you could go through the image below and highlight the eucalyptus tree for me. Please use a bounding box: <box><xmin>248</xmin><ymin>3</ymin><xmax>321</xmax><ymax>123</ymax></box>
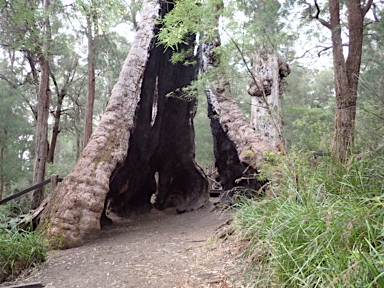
<box><xmin>224</xmin><ymin>1</ymin><xmax>290</xmax><ymax>151</ymax></box>
<box><xmin>38</xmin><ymin>1</ymin><xmax>209</xmax><ymax>248</ymax></box>
<box><xmin>294</xmin><ymin>0</ymin><xmax>377</xmax><ymax>161</ymax></box>
<box><xmin>70</xmin><ymin>0</ymin><xmax>129</xmax><ymax>148</ymax></box>
<box><xmin>31</xmin><ymin>0</ymin><xmax>52</xmax><ymax>209</ymax></box>
<box><xmin>47</xmin><ymin>48</ymin><xmax>81</xmax><ymax>164</ymax></box>
<box><xmin>0</xmin><ymin>0</ymin><xmax>53</xmax><ymax>208</ymax></box>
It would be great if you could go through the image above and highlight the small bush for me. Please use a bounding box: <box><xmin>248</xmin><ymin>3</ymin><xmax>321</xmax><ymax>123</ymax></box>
<box><xmin>0</xmin><ymin>227</ymin><xmax>47</xmax><ymax>283</ymax></box>
<box><xmin>232</xmin><ymin>152</ymin><xmax>384</xmax><ymax>287</ymax></box>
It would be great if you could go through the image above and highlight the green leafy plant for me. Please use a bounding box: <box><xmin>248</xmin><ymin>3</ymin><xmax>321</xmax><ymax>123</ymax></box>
<box><xmin>157</xmin><ymin>0</ymin><xmax>223</xmax><ymax>50</ymax></box>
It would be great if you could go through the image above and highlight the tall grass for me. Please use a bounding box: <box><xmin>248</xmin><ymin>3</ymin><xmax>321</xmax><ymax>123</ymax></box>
<box><xmin>0</xmin><ymin>206</ymin><xmax>47</xmax><ymax>283</ymax></box>
<box><xmin>232</xmin><ymin>152</ymin><xmax>384</xmax><ymax>287</ymax></box>
<box><xmin>0</xmin><ymin>228</ymin><xmax>47</xmax><ymax>283</ymax></box>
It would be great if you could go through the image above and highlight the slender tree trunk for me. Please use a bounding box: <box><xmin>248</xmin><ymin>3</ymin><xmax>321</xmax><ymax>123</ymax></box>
<box><xmin>83</xmin><ymin>14</ymin><xmax>96</xmax><ymax>148</ymax></box>
<box><xmin>75</xmin><ymin>106</ymin><xmax>81</xmax><ymax>160</ymax></box>
<box><xmin>47</xmin><ymin>87</ymin><xmax>65</xmax><ymax>163</ymax></box>
<box><xmin>31</xmin><ymin>0</ymin><xmax>51</xmax><ymax>209</ymax></box>
<box><xmin>38</xmin><ymin>0</ymin><xmax>160</xmax><ymax>248</ymax></box>
<box><xmin>73</xmin><ymin>93</ymin><xmax>82</xmax><ymax>160</ymax></box>
<box><xmin>0</xmin><ymin>129</ymin><xmax>5</xmax><ymax>200</ymax></box>
<box><xmin>329</xmin><ymin>0</ymin><xmax>370</xmax><ymax>161</ymax></box>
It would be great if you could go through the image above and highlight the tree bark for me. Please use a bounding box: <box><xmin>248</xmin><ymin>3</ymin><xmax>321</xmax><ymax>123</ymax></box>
<box><xmin>201</xmin><ymin>4</ymin><xmax>277</xmax><ymax>194</ymax></box>
<box><xmin>47</xmin><ymin>74</ymin><xmax>67</xmax><ymax>163</ymax></box>
<box><xmin>248</xmin><ymin>50</ymin><xmax>289</xmax><ymax>152</ymax></box>
<box><xmin>329</xmin><ymin>0</ymin><xmax>371</xmax><ymax>161</ymax></box>
<box><xmin>107</xmin><ymin>1</ymin><xmax>208</xmax><ymax>217</ymax></box>
<box><xmin>38</xmin><ymin>0</ymin><xmax>160</xmax><ymax>248</ymax></box>
<box><xmin>83</xmin><ymin>12</ymin><xmax>97</xmax><ymax>149</ymax></box>
<box><xmin>0</xmin><ymin>129</ymin><xmax>5</xmax><ymax>200</ymax></box>
<box><xmin>31</xmin><ymin>0</ymin><xmax>51</xmax><ymax>210</ymax></box>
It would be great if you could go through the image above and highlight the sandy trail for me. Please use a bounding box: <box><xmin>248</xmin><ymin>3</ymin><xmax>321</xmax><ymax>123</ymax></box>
<box><xmin>3</xmin><ymin>202</ymin><xmax>246</xmax><ymax>288</ymax></box>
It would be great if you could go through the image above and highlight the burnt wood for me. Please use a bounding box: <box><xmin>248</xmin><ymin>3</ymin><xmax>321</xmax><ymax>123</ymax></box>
<box><xmin>105</xmin><ymin>1</ymin><xmax>208</xmax><ymax>217</ymax></box>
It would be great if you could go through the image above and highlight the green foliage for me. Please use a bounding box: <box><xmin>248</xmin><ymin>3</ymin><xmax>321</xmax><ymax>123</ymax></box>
<box><xmin>226</xmin><ymin>0</ymin><xmax>295</xmax><ymax>55</ymax></box>
<box><xmin>157</xmin><ymin>0</ymin><xmax>296</xmax><ymax>54</ymax></box>
<box><xmin>157</xmin><ymin>0</ymin><xmax>223</xmax><ymax>50</ymax></box>
<box><xmin>282</xmin><ymin>64</ymin><xmax>334</xmax><ymax>152</ymax></box>
<box><xmin>0</xmin><ymin>225</ymin><xmax>47</xmax><ymax>283</ymax></box>
<box><xmin>194</xmin><ymin>92</ymin><xmax>214</xmax><ymax>167</ymax></box>
<box><xmin>0</xmin><ymin>63</ymin><xmax>35</xmax><ymax>195</ymax></box>
<box><xmin>75</xmin><ymin>0</ymin><xmax>127</xmax><ymax>32</ymax></box>
<box><xmin>232</xmin><ymin>152</ymin><xmax>384</xmax><ymax>287</ymax></box>
<box><xmin>0</xmin><ymin>0</ymin><xmax>43</xmax><ymax>52</ymax></box>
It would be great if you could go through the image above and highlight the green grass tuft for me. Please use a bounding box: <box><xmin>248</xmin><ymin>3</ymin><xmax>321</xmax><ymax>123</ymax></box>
<box><xmin>0</xmin><ymin>226</ymin><xmax>47</xmax><ymax>283</ymax></box>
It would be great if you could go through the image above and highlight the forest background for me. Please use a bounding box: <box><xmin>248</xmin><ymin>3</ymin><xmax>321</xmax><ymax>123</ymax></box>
<box><xmin>0</xmin><ymin>0</ymin><xmax>382</xmax><ymax>200</ymax></box>
<box><xmin>1</xmin><ymin>0</ymin><xmax>384</xmax><ymax>286</ymax></box>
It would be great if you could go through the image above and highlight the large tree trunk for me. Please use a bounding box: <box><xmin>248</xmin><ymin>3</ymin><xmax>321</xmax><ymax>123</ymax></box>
<box><xmin>31</xmin><ymin>0</ymin><xmax>51</xmax><ymax>210</ymax></box>
<box><xmin>201</xmin><ymin>8</ymin><xmax>277</xmax><ymax>196</ymax></box>
<box><xmin>38</xmin><ymin>0</ymin><xmax>207</xmax><ymax>248</ymax></box>
<box><xmin>106</xmin><ymin>1</ymin><xmax>208</xmax><ymax>217</ymax></box>
<box><xmin>38</xmin><ymin>1</ymin><xmax>160</xmax><ymax>248</ymax></box>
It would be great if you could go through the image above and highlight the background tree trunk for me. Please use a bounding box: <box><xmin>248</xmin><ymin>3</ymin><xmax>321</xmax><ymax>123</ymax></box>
<box><xmin>202</xmin><ymin>22</ymin><xmax>277</xmax><ymax>195</ymax></box>
<box><xmin>38</xmin><ymin>0</ymin><xmax>160</xmax><ymax>248</ymax></box>
<box><xmin>249</xmin><ymin>49</ymin><xmax>289</xmax><ymax>152</ymax></box>
<box><xmin>47</xmin><ymin>74</ymin><xmax>67</xmax><ymax>163</ymax></box>
<box><xmin>31</xmin><ymin>0</ymin><xmax>51</xmax><ymax>210</ymax></box>
<box><xmin>83</xmin><ymin>11</ymin><xmax>97</xmax><ymax>149</ymax></box>
<box><xmin>0</xmin><ymin>130</ymin><xmax>5</xmax><ymax>200</ymax></box>
<box><xmin>328</xmin><ymin>0</ymin><xmax>371</xmax><ymax>161</ymax></box>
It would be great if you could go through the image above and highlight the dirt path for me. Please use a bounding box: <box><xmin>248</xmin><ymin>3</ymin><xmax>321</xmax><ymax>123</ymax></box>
<box><xmin>4</xmin><ymin>201</ymin><xmax>247</xmax><ymax>288</ymax></box>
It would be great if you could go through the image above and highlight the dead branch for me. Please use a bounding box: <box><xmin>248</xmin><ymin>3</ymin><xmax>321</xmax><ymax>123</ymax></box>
<box><xmin>362</xmin><ymin>0</ymin><xmax>374</xmax><ymax>16</ymax></box>
<box><xmin>304</xmin><ymin>0</ymin><xmax>332</xmax><ymax>29</ymax></box>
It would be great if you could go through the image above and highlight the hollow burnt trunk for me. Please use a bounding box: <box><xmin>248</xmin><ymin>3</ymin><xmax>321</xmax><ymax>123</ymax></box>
<box><xmin>38</xmin><ymin>1</ymin><xmax>160</xmax><ymax>248</ymax></box>
<box><xmin>107</xmin><ymin>1</ymin><xmax>208</xmax><ymax>217</ymax></box>
<box><xmin>38</xmin><ymin>0</ymin><xmax>208</xmax><ymax>248</ymax></box>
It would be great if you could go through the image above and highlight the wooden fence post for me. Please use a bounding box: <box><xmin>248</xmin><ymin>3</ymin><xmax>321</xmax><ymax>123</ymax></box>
<box><xmin>50</xmin><ymin>174</ymin><xmax>59</xmax><ymax>193</ymax></box>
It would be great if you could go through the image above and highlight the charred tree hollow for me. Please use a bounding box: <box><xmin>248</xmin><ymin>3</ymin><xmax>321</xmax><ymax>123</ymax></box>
<box><xmin>37</xmin><ymin>1</ymin><xmax>208</xmax><ymax>249</ymax></box>
<box><xmin>207</xmin><ymin>99</ymin><xmax>266</xmax><ymax>204</ymax></box>
<box><xmin>105</xmin><ymin>3</ymin><xmax>208</xmax><ymax>219</ymax></box>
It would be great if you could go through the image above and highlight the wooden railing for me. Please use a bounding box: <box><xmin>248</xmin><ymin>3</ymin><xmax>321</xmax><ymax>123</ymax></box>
<box><xmin>0</xmin><ymin>174</ymin><xmax>63</xmax><ymax>206</ymax></box>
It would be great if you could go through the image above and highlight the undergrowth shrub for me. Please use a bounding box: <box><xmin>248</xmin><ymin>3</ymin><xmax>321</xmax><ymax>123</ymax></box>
<box><xmin>233</xmin><ymin>151</ymin><xmax>384</xmax><ymax>287</ymax></box>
